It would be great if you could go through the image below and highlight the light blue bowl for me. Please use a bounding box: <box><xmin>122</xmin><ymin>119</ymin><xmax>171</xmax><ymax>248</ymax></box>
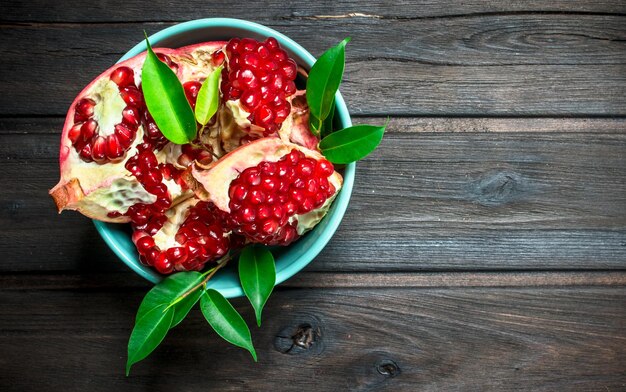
<box><xmin>94</xmin><ymin>18</ymin><xmax>355</xmax><ymax>298</ymax></box>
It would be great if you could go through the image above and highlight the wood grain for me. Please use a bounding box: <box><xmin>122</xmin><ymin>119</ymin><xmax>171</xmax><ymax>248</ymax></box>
<box><xmin>1</xmin><ymin>14</ymin><xmax>625</xmax><ymax>116</ymax></box>
<box><xmin>1</xmin><ymin>122</ymin><xmax>625</xmax><ymax>272</ymax></box>
<box><xmin>1</xmin><ymin>1</ymin><xmax>625</xmax><ymax>22</ymax></box>
<box><xmin>0</xmin><ymin>286</ymin><xmax>624</xmax><ymax>391</ymax></box>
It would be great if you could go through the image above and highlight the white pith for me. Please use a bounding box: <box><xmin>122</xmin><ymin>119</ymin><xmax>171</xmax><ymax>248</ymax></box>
<box><xmin>153</xmin><ymin>198</ymin><xmax>198</xmax><ymax>250</ymax></box>
<box><xmin>89</xmin><ymin>78</ymin><xmax>126</xmax><ymax>136</ymax></box>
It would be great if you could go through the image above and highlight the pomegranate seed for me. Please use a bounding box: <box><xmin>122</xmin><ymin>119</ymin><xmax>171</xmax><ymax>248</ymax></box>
<box><xmin>245</xmin><ymin>169</ymin><xmax>261</xmax><ymax>186</ymax></box>
<box><xmin>120</xmin><ymin>86</ymin><xmax>144</xmax><ymax>107</ymax></box>
<box><xmin>110</xmin><ymin>67</ymin><xmax>135</xmax><ymax>87</ymax></box>
<box><xmin>240</xmin><ymin>90</ymin><xmax>261</xmax><ymax>112</ymax></box>
<box><xmin>272</xmin><ymin>49</ymin><xmax>288</xmax><ymax>62</ymax></box>
<box><xmin>122</xmin><ymin>105</ymin><xmax>140</xmax><ymax>127</ymax></box>
<box><xmin>265</xmin><ymin>37</ymin><xmax>279</xmax><ymax>50</ymax></box>
<box><xmin>281</xmin><ymin>59</ymin><xmax>297</xmax><ymax>80</ymax></box>
<box><xmin>284</xmin><ymin>80</ymin><xmax>296</xmax><ymax>96</ymax></box>
<box><xmin>242</xmin><ymin>53</ymin><xmax>261</xmax><ymax>70</ymax></box>
<box><xmin>136</xmin><ymin>236</ymin><xmax>155</xmax><ymax>253</ymax></box>
<box><xmin>154</xmin><ymin>253</ymin><xmax>173</xmax><ymax>274</ymax></box>
<box><xmin>240</xmin><ymin>38</ymin><xmax>257</xmax><ymax>53</ymax></box>
<box><xmin>74</xmin><ymin>98</ymin><xmax>96</xmax><ymax>121</ymax></box>
<box><xmin>183</xmin><ymin>81</ymin><xmax>202</xmax><ymax>107</ymax></box>
<box><xmin>305</xmin><ymin>178</ymin><xmax>319</xmax><ymax>194</ymax></box>
<box><xmin>262</xmin><ymin>59</ymin><xmax>279</xmax><ymax>72</ymax></box>
<box><xmin>262</xmin><ymin>220</ymin><xmax>279</xmax><ymax>235</ymax></box>
<box><xmin>257</xmin><ymin>44</ymin><xmax>270</xmax><ymax>58</ymax></box>
<box><xmin>262</xmin><ymin>177</ymin><xmax>277</xmax><ymax>191</ymax></box>
<box><xmin>270</xmin><ymin>73</ymin><xmax>285</xmax><ymax>91</ymax></box>
<box><xmin>68</xmin><ymin>123</ymin><xmax>82</xmax><ymax>144</ymax></box>
<box><xmin>167</xmin><ymin>247</ymin><xmax>188</xmax><ymax>264</ymax></box>
<box><xmin>316</xmin><ymin>159</ymin><xmax>334</xmax><ymax>176</ymax></box>
<box><xmin>211</xmin><ymin>50</ymin><xmax>225</xmax><ymax>66</ymax></box>
<box><xmin>254</xmin><ymin>104</ymin><xmax>274</xmax><ymax>125</ymax></box>
<box><xmin>226</xmin><ymin>38</ymin><xmax>240</xmax><ymax>55</ymax></box>
<box><xmin>79</xmin><ymin>143</ymin><xmax>93</xmax><ymax>162</ymax></box>
<box><xmin>241</xmin><ymin>207</ymin><xmax>256</xmax><ymax>222</ymax></box>
<box><xmin>273</xmin><ymin>102</ymin><xmax>290</xmax><ymax>124</ymax></box>
<box><xmin>114</xmin><ymin>123</ymin><xmax>135</xmax><ymax>148</ymax></box>
<box><xmin>105</xmin><ymin>135</ymin><xmax>124</xmax><ymax>160</ymax></box>
<box><xmin>257</xmin><ymin>205</ymin><xmax>271</xmax><ymax>220</ymax></box>
<box><xmin>248</xmin><ymin>189</ymin><xmax>266</xmax><ymax>205</ymax></box>
<box><xmin>298</xmin><ymin>158</ymin><xmax>316</xmax><ymax>177</ymax></box>
<box><xmin>81</xmin><ymin>119</ymin><xmax>98</xmax><ymax>141</ymax></box>
<box><xmin>91</xmin><ymin>136</ymin><xmax>107</xmax><ymax>162</ymax></box>
<box><xmin>299</xmin><ymin>198</ymin><xmax>315</xmax><ymax>213</ymax></box>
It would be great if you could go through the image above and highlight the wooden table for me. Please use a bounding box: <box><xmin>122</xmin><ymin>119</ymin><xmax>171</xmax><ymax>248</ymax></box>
<box><xmin>1</xmin><ymin>2</ymin><xmax>625</xmax><ymax>391</ymax></box>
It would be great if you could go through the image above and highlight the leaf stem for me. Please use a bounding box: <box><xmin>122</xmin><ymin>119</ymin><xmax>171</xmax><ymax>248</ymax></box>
<box><xmin>163</xmin><ymin>252</ymin><xmax>236</xmax><ymax>312</ymax></box>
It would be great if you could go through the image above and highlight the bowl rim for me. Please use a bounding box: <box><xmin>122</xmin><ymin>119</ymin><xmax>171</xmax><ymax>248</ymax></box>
<box><xmin>93</xmin><ymin>18</ymin><xmax>355</xmax><ymax>298</ymax></box>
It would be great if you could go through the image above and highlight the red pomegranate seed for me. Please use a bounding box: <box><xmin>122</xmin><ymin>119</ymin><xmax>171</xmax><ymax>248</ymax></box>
<box><xmin>68</xmin><ymin>123</ymin><xmax>82</xmax><ymax>144</ymax></box>
<box><xmin>110</xmin><ymin>67</ymin><xmax>135</xmax><ymax>87</ymax></box>
<box><xmin>122</xmin><ymin>105</ymin><xmax>140</xmax><ymax>127</ymax></box>
<box><xmin>154</xmin><ymin>253</ymin><xmax>173</xmax><ymax>274</ymax></box>
<box><xmin>273</xmin><ymin>101</ymin><xmax>291</xmax><ymax>123</ymax></box>
<box><xmin>183</xmin><ymin>81</ymin><xmax>202</xmax><ymax>107</ymax></box>
<box><xmin>284</xmin><ymin>81</ymin><xmax>296</xmax><ymax>96</ymax></box>
<box><xmin>114</xmin><ymin>123</ymin><xmax>135</xmax><ymax>148</ymax></box>
<box><xmin>120</xmin><ymin>86</ymin><xmax>144</xmax><ymax>107</ymax></box>
<box><xmin>240</xmin><ymin>38</ymin><xmax>257</xmax><ymax>53</ymax></box>
<box><xmin>105</xmin><ymin>135</ymin><xmax>124</xmax><ymax>160</ymax></box>
<box><xmin>272</xmin><ymin>49</ymin><xmax>288</xmax><ymax>62</ymax></box>
<box><xmin>80</xmin><ymin>119</ymin><xmax>98</xmax><ymax>141</ymax></box>
<box><xmin>91</xmin><ymin>136</ymin><xmax>107</xmax><ymax>162</ymax></box>
<box><xmin>240</xmin><ymin>90</ymin><xmax>261</xmax><ymax>112</ymax></box>
<box><xmin>254</xmin><ymin>104</ymin><xmax>274</xmax><ymax>125</ymax></box>
<box><xmin>226</xmin><ymin>38</ymin><xmax>240</xmax><ymax>55</ymax></box>
<box><xmin>136</xmin><ymin>236</ymin><xmax>155</xmax><ymax>253</ymax></box>
<box><xmin>257</xmin><ymin>44</ymin><xmax>270</xmax><ymax>58</ymax></box>
<box><xmin>265</xmin><ymin>37</ymin><xmax>279</xmax><ymax>50</ymax></box>
<box><xmin>79</xmin><ymin>143</ymin><xmax>93</xmax><ymax>162</ymax></box>
<box><xmin>280</xmin><ymin>59</ymin><xmax>297</xmax><ymax>80</ymax></box>
<box><xmin>262</xmin><ymin>59</ymin><xmax>279</xmax><ymax>72</ymax></box>
<box><xmin>211</xmin><ymin>50</ymin><xmax>225</xmax><ymax>66</ymax></box>
<box><xmin>74</xmin><ymin>98</ymin><xmax>96</xmax><ymax>121</ymax></box>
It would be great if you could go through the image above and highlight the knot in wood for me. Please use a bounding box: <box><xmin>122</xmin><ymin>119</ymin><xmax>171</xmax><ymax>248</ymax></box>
<box><xmin>468</xmin><ymin>169</ymin><xmax>525</xmax><ymax>206</ymax></box>
<box><xmin>376</xmin><ymin>359</ymin><xmax>400</xmax><ymax>378</ymax></box>
<box><xmin>274</xmin><ymin>321</ymin><xmax>322</xmax><ymax>355</ymax></box>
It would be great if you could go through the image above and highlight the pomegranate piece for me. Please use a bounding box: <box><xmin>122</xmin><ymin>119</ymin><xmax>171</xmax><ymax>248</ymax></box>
<box><xmin>50</xmin><ymin>41</ymin><xmax>225</xmax><ymax>223</ymax></box>
<box><xmin>133</xmin><ymin>198</ymin><xmax>237</xmax><ymax>273</ymax></box>
<box><xmin>189</xmin><ymin>138</ymin><xmax>343</xmax><ymax>246</ymax></box>
<box><xmin>223</xmin><ymin>37</ymin><xmax>299</xmax><ymax>138</ymax></box>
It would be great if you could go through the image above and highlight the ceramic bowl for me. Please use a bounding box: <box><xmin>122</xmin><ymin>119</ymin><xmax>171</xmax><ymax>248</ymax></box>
<box><xmin>94</xmin><ymin>18</ymin><xmax>354</xmax><ymax>298</ymax></box>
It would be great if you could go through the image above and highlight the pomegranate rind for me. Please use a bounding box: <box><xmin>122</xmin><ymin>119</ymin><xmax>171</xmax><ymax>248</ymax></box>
<box><xmin>50</xmin><ymin>42</ymin><xmax>226</xmax><ymax>222</ymax></box>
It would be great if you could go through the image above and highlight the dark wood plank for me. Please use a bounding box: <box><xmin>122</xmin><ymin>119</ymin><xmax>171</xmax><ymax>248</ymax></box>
<box><xmin>1</xmin><ymin>1</ymin><xmax>625</xmax><ymax>22</ymax></box>
<box><xmin>0</xmin><ymin>286</ymin><xmax>624</xmax><ymax>391</ymax></box>
<box><xmin>2</xmin><ymin>14</ymin><xmax>625</xmax><ymax>116</ymax></box>
<box><xmin>1</xmin><ymin>121</ymin><xmax>625</xmax><ymax>272</ymax></box>
<box><xmin>2</xmin><ymin>271</ymin><xmax>625</xmax><ymax>291</ymax></box>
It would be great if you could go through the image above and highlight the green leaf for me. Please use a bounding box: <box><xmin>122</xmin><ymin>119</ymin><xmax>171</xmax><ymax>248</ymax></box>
<box><xmin>321</xmin><ymin>98</ymin><xmax>336</xmax><ymax>138</ymax></box>
<box><xmin>200</xmin><ymin>289</ymin><xmax>257</xmax><ymax>361</ymax></box>
<box><xmin>195</xmin><ymin>66</ymin><xmax>223</xmax><ymax>126</ymax></box>
<box><xmin>238</xmin><ymin>246</ymin><xmax>276</xmax><ymax>327</ymax></box>
<box><xmin>141</xmin><ymin>34</ymin><xmax>197</xmax><ymax>144</ymax></box>
<box><xmin>126</xmin><ymin>304</ymin><xmax>174</xmax><ymax>376</ymax></box>
<box><xmin>137</xmin><ymin>271</ymin><xmax>203</xmax><ymax>328</ymax></box>
<box><xmin>306</xmin><ymin>37</ymin><xmax>350</xmax><ymax>125</ymax></box>
<box><xmin>319</xmin><ymin>123</ymin><xmax>386</xmax><ymax>164</ymax></box>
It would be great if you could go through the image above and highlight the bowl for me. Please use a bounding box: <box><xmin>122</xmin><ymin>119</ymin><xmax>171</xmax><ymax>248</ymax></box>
<box><xmin>93</xmin><ymin>18</ymin><xmax>355</xmax><ymax>298</ymax></box>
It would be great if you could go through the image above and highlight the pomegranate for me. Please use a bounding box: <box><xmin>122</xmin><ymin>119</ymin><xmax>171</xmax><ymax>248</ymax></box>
<box><xmin>188</xmin><ymin>137</ymin><xmax>342</xmax><ymax>246</ymax></box>
<box><xmin>50</xmin><ymin>38</ymin><xmax>334</xmax><ymax>274</ymax></box>
<box><xmin>49</xmin><ymin>41</ymin><xmax>226</xmax><ymax>222</ymax></box>
<box><xmin>132</xmin><ymin>197</ymin><xmax>240</xmax><ymax>274</ymax></box>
